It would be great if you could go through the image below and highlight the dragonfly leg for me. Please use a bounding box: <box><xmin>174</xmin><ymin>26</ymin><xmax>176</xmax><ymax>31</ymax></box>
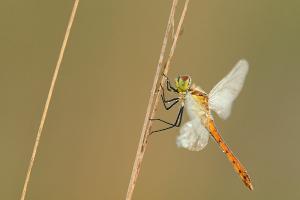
<box><xmin>162</xmin><ymin>73</ymin><xmax>178</xmax><ymax>92</ymax></box>
<box><xmin>150</xmin><ymin>105</ymin><xmax>184</xmax><ymax>135</ymax></box>
<box><xmin>161</xmin><ymin>84</ymin><xmax>179</xmax><ymax>110</ymax></box>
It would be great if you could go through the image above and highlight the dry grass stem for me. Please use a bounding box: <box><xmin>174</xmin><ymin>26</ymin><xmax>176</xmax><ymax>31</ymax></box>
<box><xmin>20</xmin><ymin>1</ymin><xmax>80</xmax><ymax>199</ymax></box>
<box><xmin>149</xmin><ymin>0</ymin><xmax>190</xmax><ymax>131</ymax></box>
<box><xmin>125</xmin><ymin>0</ymin><xmax>190</xmax><ymax>199</ymax></box>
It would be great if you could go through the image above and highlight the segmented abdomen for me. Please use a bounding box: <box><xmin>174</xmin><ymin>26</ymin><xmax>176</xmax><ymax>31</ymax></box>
<box><xmin>207</xmin><ymin>119</ymin><xmax>253</xmax><ymax>190</ymax></box>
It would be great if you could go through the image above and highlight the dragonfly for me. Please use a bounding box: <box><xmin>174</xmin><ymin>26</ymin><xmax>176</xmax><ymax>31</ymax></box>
<box><xmin>150</xmin><ymin>59</ymin><xmax>253</xmax><ymax>190</ymax></box>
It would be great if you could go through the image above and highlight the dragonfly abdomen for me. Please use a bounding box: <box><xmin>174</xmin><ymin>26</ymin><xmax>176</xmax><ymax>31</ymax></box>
<box><xmin>207</xmin><ymin>119</ymin><xmax>253</xmax><ymax>190</ymax></box>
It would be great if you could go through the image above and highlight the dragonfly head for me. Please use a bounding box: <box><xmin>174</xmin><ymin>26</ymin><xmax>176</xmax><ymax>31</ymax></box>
<box><xmin>175</xmin><ymin>75</ymin><xmax>192</xmax><ymax>92</ymax></box>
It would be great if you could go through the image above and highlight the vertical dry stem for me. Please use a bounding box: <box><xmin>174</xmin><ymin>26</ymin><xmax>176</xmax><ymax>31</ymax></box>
<box><xmin>125</xmin><ymin>0</ymin><xmax>190</xmax><ymax>199</ymax></box>
<box><xmin>20</xmin><ymin>1</ymin><xmax>80</xmax><ymax>200</ymax></box>
<box><xmin>148</xmin><ymin>0</ymin><xmax>190</xmax><ymax>136</ymax></box>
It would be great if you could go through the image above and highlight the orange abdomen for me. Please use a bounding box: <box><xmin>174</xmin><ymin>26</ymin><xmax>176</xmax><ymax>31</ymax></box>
<box><xmin>207</xmin><ymin>119</ymin><xmax>253</xmax><ymax>190</ymax></box>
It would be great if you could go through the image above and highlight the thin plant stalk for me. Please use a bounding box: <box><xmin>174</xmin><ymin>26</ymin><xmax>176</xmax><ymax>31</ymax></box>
<box><xmin>148</xmin><ymin>0</ymin><xmax>190</xmax><ymax>138</ymax></box>
<box><xmin>125</xmin><ymin>0</ymin><xmax>190</xmax><ymax>199</ymax></box>
<box><xmin>20</xmin><ymin>1</ymin><xmax>80</xmax><ymax>199</ymax></box>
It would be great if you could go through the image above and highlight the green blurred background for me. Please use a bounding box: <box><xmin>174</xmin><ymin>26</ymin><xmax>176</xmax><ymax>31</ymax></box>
<box><xmin>1</xmin><ymin>0</ymin><xmax>300</xmax><ymax>199</ymax></box>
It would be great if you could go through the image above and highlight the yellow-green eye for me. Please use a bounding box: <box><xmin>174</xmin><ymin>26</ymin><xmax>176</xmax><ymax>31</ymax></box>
<box><xmin>175</xmin><ymin>75</ymin><xmax>192</xmax><ymax>92</ymax></box>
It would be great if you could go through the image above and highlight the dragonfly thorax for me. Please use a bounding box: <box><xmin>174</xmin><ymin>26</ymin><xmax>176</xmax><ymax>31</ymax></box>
<box><xmin>175</xmin><ymin>75</ymin><xmax>192</xmax><ymax>92</ymax></box>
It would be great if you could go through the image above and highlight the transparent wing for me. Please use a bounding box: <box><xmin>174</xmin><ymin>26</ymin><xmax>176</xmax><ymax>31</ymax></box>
<box><xmin>176</xmin><ymin>118</ymin><xmax>210</xmax><ymax>151</ymax></box>
<box><xmin>208</xmin><ymin>59</ymin><xmax>249</xmax><ymax>120</ymax></box>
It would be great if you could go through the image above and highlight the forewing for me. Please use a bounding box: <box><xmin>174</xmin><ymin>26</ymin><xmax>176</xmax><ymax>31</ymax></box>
<box><xmin>176</xmin><ymin>118</ymin><xmax>210</xmax><ymax>151</ymax></box>
<box><xmin>208</xmin><ymin>59</ymin><xmax>249</xmax><ymax>120</ymax></box>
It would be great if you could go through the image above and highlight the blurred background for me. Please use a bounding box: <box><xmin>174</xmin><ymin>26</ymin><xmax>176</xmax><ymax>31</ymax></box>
<box><xmin>1</xmin><ymin>0</ymin><xmax>300</xmax><ymax>199</ymax></box>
